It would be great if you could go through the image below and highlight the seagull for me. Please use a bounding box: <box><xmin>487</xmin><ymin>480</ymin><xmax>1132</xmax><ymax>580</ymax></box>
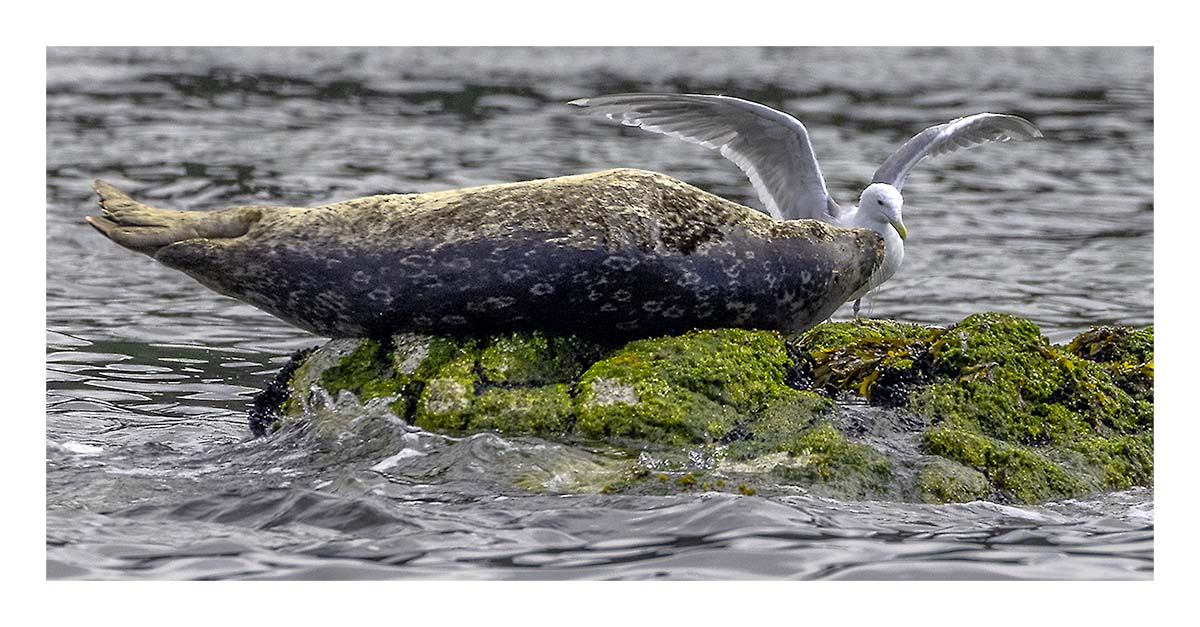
<box><xmin>568</xmin><ymin>93</ymin><xmax>1043</xmax><ymax>316</ymax></box>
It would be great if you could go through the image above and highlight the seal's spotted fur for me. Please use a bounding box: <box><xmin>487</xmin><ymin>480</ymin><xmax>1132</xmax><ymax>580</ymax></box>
<box><xmin>88</xmin><ymin>169</ymin><xmax>883</xmax><ymax>339</ymax></box>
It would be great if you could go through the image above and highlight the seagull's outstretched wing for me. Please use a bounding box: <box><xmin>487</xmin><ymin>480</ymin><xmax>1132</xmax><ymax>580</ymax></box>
<box><xmin>872</xmin><ymin>113</ymin><xmax>1043</xmax><ymax>190</ymax></box>
<box><xmin>569</xmin><ymin>93</ymin><xmax>834</xmax><ymax>221</ymax></box>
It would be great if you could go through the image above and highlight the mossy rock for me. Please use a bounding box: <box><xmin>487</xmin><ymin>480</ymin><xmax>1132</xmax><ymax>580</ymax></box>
<box><xmin>790</xmin><ymin>319</ymin><xmax>944</xmax><ymax>405</ymax></box>
<box><xmin>574</xmin><ymin>328</ymin><xmax>798</xmax><ymax>446</ymax></box>
<box><xmin>282</xmin><ymin>339</ymin><xmax>362</xmax><ymax>413</ymax></box>
<box><xmin>923</xmin><ymin>425</ymin><xmax>1088</xmax><ymax>503</ymax></box>
<box><xmin>411</xmin><ymin>339</ymin><xmax>482</xmax><ymax>431</ymax></box>
<box><xmin>799</xmin><ymin>318</ymin><xmax>943</xmax><ymax>354</ymax></box>
<box><xmin>1060</xmin><ymin>433</ymin><xmax>1154</xmax><ymax>491</ymax></box>
<box><xmin>725</xmin><ymin>387</ymin><xmax>836</xmax><ymax>459</ymax></box>
<box><xmin>479</xmin><ymin>333</ymin><xmax>602</xmax><ymax>386</ymax></box>
<box><xmin>1066</xmin><ymin>325</ymin><xmax>1154</xmax><ymax>403</ymax></box>
<box><xmin>1066</xmin><ymin>325</ymin><xmax>1154</xmax><ymax>365</ymax></box>
<box><xmin>254</xmin><ymin>312</ymin><xmax>1153</xmax><ymax>505</ymax></box>
<box><xmin>768</xmin><ymin>422</ymin><xmax>894</xmax><ymax>500</ymax></box>
<box><xmin>917</xmin><ymin>458</ymin><xmax>990</xmax><ymax>503</ymax></box>
<box><xmin>905</xmin><ymin>314</ymin><xmax>1152</xmax><ymax>501</ymax></box>
<box><xmin>471</xmin><ymin>385</ymin><xmax>575</xmax><ymax>437</ymax></box>
<box><xmin>778</xmin><ymin>313</ymin><xmax>1153</xmax><ymax>503</ymax></box>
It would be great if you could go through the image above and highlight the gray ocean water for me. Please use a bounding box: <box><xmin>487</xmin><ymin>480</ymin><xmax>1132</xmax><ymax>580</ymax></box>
<box><xmin>46</xmin><ymin>46</ymin><xmax>1153</xmax><ymax>580</ymax></box>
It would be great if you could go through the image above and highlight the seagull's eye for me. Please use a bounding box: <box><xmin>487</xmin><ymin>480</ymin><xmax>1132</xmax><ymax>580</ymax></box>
<box><xmin>876</xmin><ymin>199</ymin><xmax>884</xmax><ymax>206</ymax></box>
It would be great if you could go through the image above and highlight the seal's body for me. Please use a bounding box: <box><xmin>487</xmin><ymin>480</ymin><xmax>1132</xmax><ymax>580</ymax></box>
<box><xmin>87</xmin><ymin>169</ymin><xmax>883</xmax><ymax>339</ymax></box>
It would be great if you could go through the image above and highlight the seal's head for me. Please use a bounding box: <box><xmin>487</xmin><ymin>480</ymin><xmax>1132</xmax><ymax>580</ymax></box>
<box><xmin>859</xmin><ymin>183</ymin><xmax>906</xmax><ymax>240</ymax></box>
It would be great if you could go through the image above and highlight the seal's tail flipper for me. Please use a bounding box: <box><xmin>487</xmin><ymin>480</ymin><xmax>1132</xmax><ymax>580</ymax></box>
<box><xmin>86</xmin><ymin>180</ymin><xmax>261</xmax><ymax>257</ymax></box>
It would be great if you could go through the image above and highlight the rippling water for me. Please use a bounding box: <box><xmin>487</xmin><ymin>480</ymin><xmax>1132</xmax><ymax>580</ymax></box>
<box><xmin>46</xmin><ymin>47</ymin><xmax>1153</xmax><ymax>579</ymax></box>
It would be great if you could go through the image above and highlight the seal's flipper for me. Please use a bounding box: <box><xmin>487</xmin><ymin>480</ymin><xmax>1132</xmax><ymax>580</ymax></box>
<box><xmin>85</xmin><ymin>213</ymin><xmax>195</xmax><ymax>257</ymax></box>
<box><xmin>87</xmin><ymin>180</ymin><xmax>263</xmax><ymax>257</ymax></box>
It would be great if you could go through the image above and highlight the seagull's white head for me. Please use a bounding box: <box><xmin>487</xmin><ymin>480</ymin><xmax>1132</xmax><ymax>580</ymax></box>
<box><xmin>859</xmin><ymin>183</ymin><xmax>906</xmax><ymax>240</ymax></box>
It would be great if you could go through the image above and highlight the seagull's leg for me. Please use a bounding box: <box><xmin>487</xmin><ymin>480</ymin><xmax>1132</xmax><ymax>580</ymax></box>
<box><xmin>853</xmin><ymin>298</ymin><xmax>862</xmax><ymax>318</ymax></box>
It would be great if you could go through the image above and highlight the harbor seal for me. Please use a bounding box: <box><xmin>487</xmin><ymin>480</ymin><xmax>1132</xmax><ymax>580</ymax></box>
<box><xmin>86</xmin><ymin>168</ymin><xmax>884</xmax><ymax>340</ymax></box>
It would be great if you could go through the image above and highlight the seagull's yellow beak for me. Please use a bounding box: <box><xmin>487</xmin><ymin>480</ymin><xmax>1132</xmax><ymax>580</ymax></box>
<box><xmin>890</xmin><ymin>219</ymin><xmax>908</xmax><ymax>240</ymax></box>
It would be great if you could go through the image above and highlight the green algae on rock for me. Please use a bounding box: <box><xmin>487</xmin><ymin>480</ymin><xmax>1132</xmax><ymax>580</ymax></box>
<box><xmin>574</xmin><ymin>329</ymin><xmax>803</xmax><ymax>446</ymax></box>
<box><xmin>787</xmin><ymin>312</ymin><xmax>1154</xmax><ymax>503</ymax></box>
<box><xmin>1065</xmin><ymin>325</ymin><xmax>1154</xmax><ymax>404</ymax></box>
<box><xmin>790</xmin><ymin>318</ymin><xmax>942</xmax><ymax>404</ymax></box>
<box><xmin>256</xmin><ymin>313</ymin><xmax>1153</xmax><ymax>505</ymax></box>
<box><xmin>1066</xmin><ymin>325</ymin><xmax>1154</xmax><ymax>366</ymax></box>
<box><xmin>916</xmin><ymin>458</ymin><xmax>990</xmax><ymax>503</ymax></box>
<box><xmin>768</xmin><ymin>422</ymin><xmax>894</xmax><ymax>500</ymax></box>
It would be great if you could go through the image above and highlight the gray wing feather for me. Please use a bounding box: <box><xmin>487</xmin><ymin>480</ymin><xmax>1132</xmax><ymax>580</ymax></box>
<box><xmin>872</xmin><ymin>113</ymin><xmax>1043</xmax><ymax>190</ymax></box>
<box><xmin>569</xmin><ymin>93</ymin><xmax>832</xmax><ymax>221</ymax></box>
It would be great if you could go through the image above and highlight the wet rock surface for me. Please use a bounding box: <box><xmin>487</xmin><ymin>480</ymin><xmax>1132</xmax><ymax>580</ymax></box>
<box><xmin>255</xmin><ymin>313</ymin><xmax>1153</xmax><ymax>505</ymax></box>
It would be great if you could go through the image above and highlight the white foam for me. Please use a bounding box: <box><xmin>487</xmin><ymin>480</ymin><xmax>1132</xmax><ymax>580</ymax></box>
<box><xmin>50</xmin><ymin>440</ymin><xmax>104</xmax><ymax>456</ymax></box>
<box><xmin>370</xmin><ymin>448</ymin><xmax>426</xmax><ymax>472</ymax></box>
